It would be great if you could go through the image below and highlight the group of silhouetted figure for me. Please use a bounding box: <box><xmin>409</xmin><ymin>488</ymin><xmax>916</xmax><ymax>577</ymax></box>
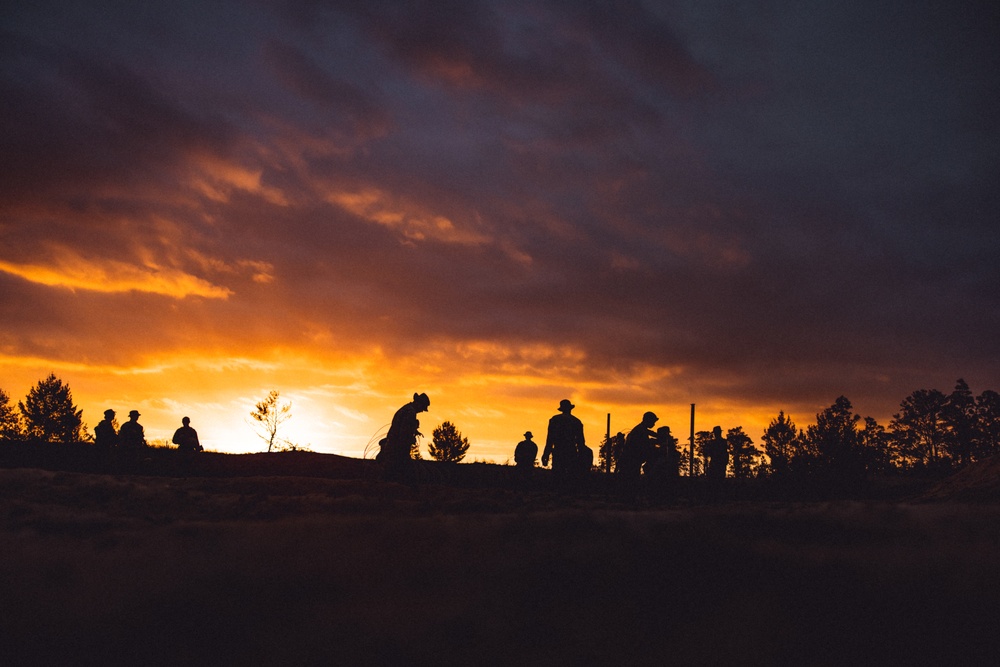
<box><xmin>93</xmin><ymin>408</ymin><xmax>202</xmax><ymax>472</ymax></box>
<box><xmin>379</xmin><ymin>393</ymin><xmax>732</xmax><ymax>497</ymax></box>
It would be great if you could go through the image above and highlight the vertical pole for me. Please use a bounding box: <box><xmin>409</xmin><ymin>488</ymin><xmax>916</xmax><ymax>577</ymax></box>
<box><xmin>689</xmin><ymin>403</ymin><xmax>695</xmax><ymax>477</ymax></box>
<box><xmin>605</xmin><ymin>413</ymin><xmax>612</xmax><ymax>474</ymax></box>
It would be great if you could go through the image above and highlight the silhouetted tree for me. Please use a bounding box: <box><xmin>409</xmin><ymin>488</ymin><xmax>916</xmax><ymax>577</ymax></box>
<box><xmin>805</xmin><ymin>396</ymin><xmax>861</xmax><ymax>478</ymax></box>
<box><xmin>19</xmin><ymin>374</ymin><xmax>87</xmax><ymax>442</ymax></box>
<box><xmin>249</xmin><ymin>390</ymin><xmax>292</xmax><ymax>453</ymax></box>
<box><xmin>694</xmin><ymin>430</ymin><xmax>714</xmax><ymax>474</ymax></box>
<box><xmin>943</xmin><ymin>379</ymin><xmax>977</xmax><ymax>466</ymax></box>
<box><xmin>761</xmin><ymin>411</ymin><xmax>798</xmax><ymax>475</ymax></box>
<box><xmin>0</xmin><ymin>388</ymin><xmax>23</xmax><ymax>440</ymax></box>
<box><xmin>858</xmin><ymin>416</ymin><xmax>893</xmax><ymax>475</ymax></box>
<box><xmin>429</xmin><ymin>421</ymin><xmax>470</xmax><ymax>463</ymax></box>
<box><xmin>890</xmin><ymin>389</ymin><xmax>948</xmax><ymax>470</ymax></box>
<box><xmin>678</xmin><ymin>446</ymin><xmax>704</xmax><ymax>476</ymax></box>
<box><xmin>727</xmin><ymin>426</ymin><xmax>760</xmax><ymax>478</ymax></box>
<box><xmin>975</xmin><ymin>390</ymin><xmax>1000</xmax><ymax>459</ymax></box>
<box><xmin>598</xmin><ymin>432</ymin><xmax>624</xmax><ymax>473</ymax></box>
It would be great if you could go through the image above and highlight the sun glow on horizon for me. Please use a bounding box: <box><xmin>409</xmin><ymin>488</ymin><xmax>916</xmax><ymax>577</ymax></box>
<box><xmin>0</xmin><ymin>341</ymin><xmax>898</xmax><ymax>465</ymax></box>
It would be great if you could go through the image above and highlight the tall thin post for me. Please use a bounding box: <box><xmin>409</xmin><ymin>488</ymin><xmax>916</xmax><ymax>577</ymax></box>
<box><xmin>605</xmin><ymin>413</ymin><xmax>612</xmax><ymax>474</ymax></box>
<box><xmin>689</xmin><ymin>403</ymin><xmax>695</xmax><ymax>477</ymax></box>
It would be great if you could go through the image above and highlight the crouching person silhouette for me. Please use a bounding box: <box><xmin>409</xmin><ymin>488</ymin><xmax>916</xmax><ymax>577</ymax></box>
<box><xmin>378</xmin><ymin>392</ymin><xmax>430</xmax><ymax>481</ymax></box>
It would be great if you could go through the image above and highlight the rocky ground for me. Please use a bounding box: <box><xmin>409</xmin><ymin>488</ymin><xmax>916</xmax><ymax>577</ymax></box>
<box><xmin>2</xmin><ymin>447</ymin><xmax>1000</xmax><ymax>665</ymax></box>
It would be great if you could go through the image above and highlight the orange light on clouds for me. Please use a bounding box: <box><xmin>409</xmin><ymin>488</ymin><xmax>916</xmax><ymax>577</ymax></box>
<box><xmin>0</xmin><ymin>252</ymin><xmax>232</xmax><ymax>299</ymax></box>
<box><xmin>326</xmin><ymin>187</ymin><xmax>492</xmax><ymax>245</ymax></box>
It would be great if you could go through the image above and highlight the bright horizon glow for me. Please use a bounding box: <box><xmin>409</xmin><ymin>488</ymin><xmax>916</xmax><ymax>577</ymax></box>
<box><xmin>0</xmin><ymin>348</ymin><xmax>888</xmax><ymax>464</ymax></box>
<box><xmin>3</xmin><ymin>2</ymin><xmax>996</xmax><ymax>462</ymax></box>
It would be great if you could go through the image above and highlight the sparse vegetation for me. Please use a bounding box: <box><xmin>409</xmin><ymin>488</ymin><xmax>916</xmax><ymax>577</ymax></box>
<box><xmin>249</xmin><ymin>390</ymin><xmax>292</xmax><ymax>453</ymax></box>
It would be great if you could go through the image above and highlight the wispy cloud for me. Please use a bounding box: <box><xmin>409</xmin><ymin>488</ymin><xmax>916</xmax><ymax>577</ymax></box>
<box><xmin>0</xmin><ymin>251</ymin><xmax>232</xmax><ymax>298</ymax></box>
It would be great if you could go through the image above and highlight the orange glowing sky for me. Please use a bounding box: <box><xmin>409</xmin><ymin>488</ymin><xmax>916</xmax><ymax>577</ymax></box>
<box><xmin>2</xmin><ymin>1</ymin><xmax>998</xmax><ymax>461</ymax></box>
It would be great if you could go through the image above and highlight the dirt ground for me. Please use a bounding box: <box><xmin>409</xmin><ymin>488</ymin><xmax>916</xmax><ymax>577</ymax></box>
<box><xmin>2</xmin><ymin>452</ymin><xmax>1000</xmax><ymax>665</ymax></box>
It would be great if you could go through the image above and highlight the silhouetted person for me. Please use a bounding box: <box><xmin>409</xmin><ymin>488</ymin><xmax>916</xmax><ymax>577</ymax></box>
<box><xmin>643</xmin><ymin>425</ymin><xmax>680</xmax><ymax>500</ymax></box>
<box><xmin>514</xmin><ymin>431</ymin><xmax>537</xmax><ymax>469</ymax></box>
<box><xmin>94</xmin><ymin>409</ymin><xmax>118</xmax><ymax>469</ymax></box>
<box><xmin>706</xmin><ymin>425</ymin><xmax>728</xmax><ymax>479</ymax></box>
<box><xmin>379</xmin><ymin>392</ymin><xmax>429</xmax><ymax>478</ymax></box>
<box><xmin>656</xmin><ymin>425</ymin><xmax>681</xmax><ymax>479</ymax></box>
<box><xmin>578</xmin><ymin>442</ymin><xmax>594</xmax><ymax>475</ymax></box>
<box><xmin>542</xmin><ymin>399</ymin><xmax>585</xmax><ymax>482</ymax></box>
<box><xmin>172</xmin><ymin>416</ymin><xmax>202</xmax><ymax>453</ymax></box>
<box><xmin>118</xmin><ymin>409</ymin><xmax>146</xmax><ymax>470</ymax></box>
<box><xmin>618</xmin><ymin>411</ymin><xmax>658</xmax><ymax>497</ymax></box>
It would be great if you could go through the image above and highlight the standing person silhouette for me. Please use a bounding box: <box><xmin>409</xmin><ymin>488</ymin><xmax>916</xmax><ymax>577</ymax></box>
<box><xmin>94</xmin><ymin>409</ymin><xmax>118</xmax><ymax>469</ymax></box>
<box><xmin>542</xmin><ymin>399</ymin><xmax>585</xmax><ymax>483</ymax></box>
<box><xmin>117</xmin><ymin>410</ymin><xmax>146</xmax><ymax>470</ymax></box>
<box><xmin>706</xmin><ymin>425</ymin><xmax>729</xmax><ymax>479</ymax></box>
<box><xmin>379</xmin><ymin>392</ymin><xmax>429</xmax><ymax>478</ymax></box>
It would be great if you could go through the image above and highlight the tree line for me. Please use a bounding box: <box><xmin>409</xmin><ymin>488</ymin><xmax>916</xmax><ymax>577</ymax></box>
<box><xmin>3</xmin><ymin>375</ymin><xmax>998</xmax><ymax>478</ymax></box>
<box><xmin>752</xmin><ymin>379</ymin><xmax>1000</xmax><ymax>479</ymax></box>
<box><xmin>600</xmin><ymin>379</ymin><xmax>1000</xmax><ymax>480</ymax></box>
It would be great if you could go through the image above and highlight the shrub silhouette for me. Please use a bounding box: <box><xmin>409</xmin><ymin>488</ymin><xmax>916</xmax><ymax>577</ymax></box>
<box><xmin>429</xmin><ymin>421</ymin><xmax>470</xmax><ymax>463</ymax></box>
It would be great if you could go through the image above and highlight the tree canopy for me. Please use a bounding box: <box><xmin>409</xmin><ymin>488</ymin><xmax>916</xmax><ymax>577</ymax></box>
<box><xmin>18</xmin><ymin>374</ymin><xmax>86</xmax><ymax>442</ymax></box>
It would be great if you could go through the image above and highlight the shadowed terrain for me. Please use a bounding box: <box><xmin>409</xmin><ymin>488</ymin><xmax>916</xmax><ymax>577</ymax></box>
<box><xmin>3</xmin><ymin>449</ymin><xmax>1000</xmax><ymax>665</ymax></box>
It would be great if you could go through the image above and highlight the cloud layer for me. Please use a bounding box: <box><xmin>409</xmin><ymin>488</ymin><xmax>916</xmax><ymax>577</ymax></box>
<box><xmin>2</xmin><ymin>1</ymin><xmax>998</xmax><ymax>457</ymax></box>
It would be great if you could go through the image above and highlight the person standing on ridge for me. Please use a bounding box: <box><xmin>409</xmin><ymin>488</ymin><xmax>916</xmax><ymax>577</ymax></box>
<box><xmin>117</xmin><ymin>409</ymin><xmax>146</xmax><ymax>470</ymax></box>
<box><xmin>94</xmin><ymin>409</ymin><xmax>118</xmax><ymax>469</ymax></box>
<box><xmin>542</xmin><ymin>399</ymin><xmax>585</xmax><ymax>480</ymax></box>
<box><xmin>706</xmin><ymin>425</ymin><xmax>729</xmax><ymax>479</ymax></box>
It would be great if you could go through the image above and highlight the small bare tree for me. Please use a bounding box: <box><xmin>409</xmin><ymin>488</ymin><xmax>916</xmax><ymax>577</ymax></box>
<box><xmin>249</xmin><ymin>390</ymin><xmax>292</xmax><ymax>453</ymax></box>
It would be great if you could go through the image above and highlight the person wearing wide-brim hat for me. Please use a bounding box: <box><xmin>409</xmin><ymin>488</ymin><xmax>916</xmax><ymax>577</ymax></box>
<box><xmin>542</xmin><ymin>399</ymin><xmax>586</xmax><ymax>477</ymax></box>
<box><xmin>379</xmin><ymin>392</ymin><xmax>430</xmax><ymax>470</ymax></box>
<box><xmin>117</xmin><ymin>409</ymin><xmax>146</xmax><ymax>464</ymax></box>
<box><xmin>514</xmin><ymin>430</ymin><xmax>538</xmax><ymax>469</ymax></box>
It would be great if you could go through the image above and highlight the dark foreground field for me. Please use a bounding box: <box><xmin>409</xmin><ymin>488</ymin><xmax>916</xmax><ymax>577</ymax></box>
<box><xmin>3</xmin><ymin>448</ymin><xmax>1000</xmax><ymax>666</ymax></box>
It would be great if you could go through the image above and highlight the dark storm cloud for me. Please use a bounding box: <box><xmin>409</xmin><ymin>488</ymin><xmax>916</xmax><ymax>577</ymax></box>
<box><xmin>2</xmin><ymin>0</ymin><xmax>998</xmax><ymax>420</ymax></box>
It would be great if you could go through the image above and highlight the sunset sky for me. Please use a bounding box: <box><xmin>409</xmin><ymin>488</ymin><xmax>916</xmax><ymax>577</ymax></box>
<box><xmin>2</xmin><ymin>1</ymin><xmax>998</xmax><ymax>461</ymax></box>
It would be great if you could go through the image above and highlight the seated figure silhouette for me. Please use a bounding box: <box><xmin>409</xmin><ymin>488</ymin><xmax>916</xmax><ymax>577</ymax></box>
<box><xmin>379</xmin><ymin>393</ymin><xmax>429</xmax><ymax>477</ymax></box>
<box><xmin>172</xmin><ymin>416</ymin><xmax>202</xmax><ymax>453</ymax></box>
<box><xmin>514</xmin><ymin>431</ymin><xmax>537</xmax><ymax>469</ymax></box>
